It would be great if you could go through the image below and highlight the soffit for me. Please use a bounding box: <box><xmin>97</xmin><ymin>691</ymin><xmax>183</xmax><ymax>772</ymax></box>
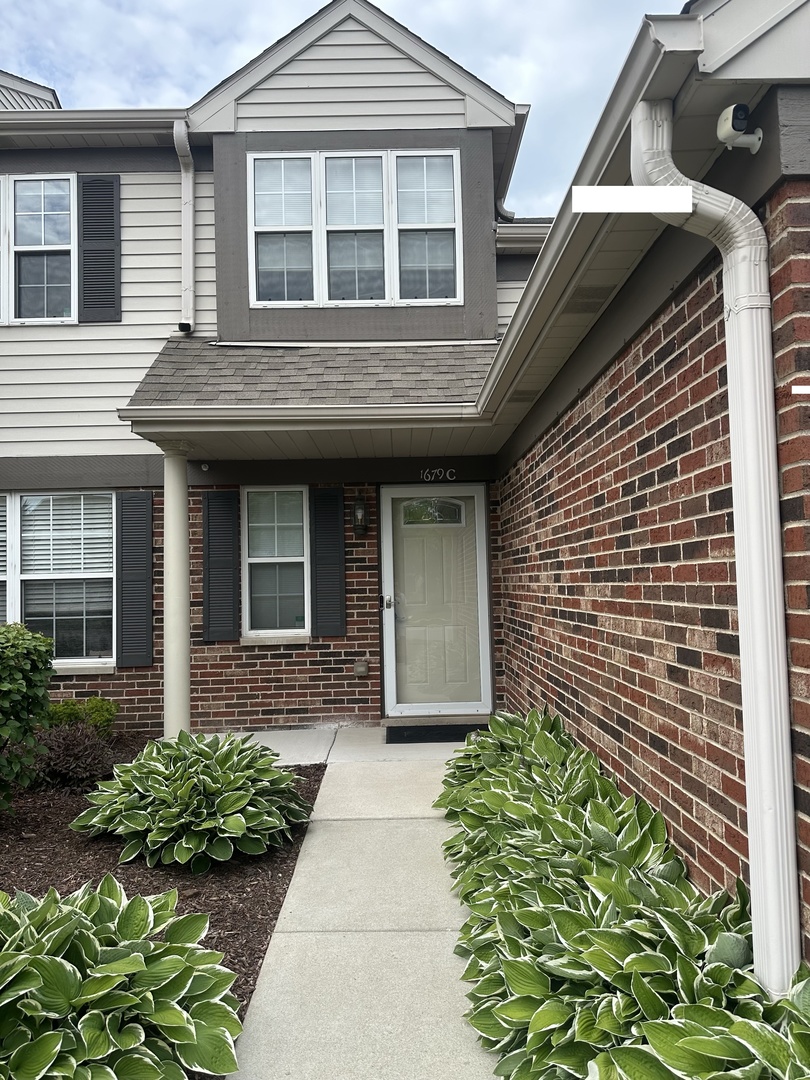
<box><xmin>480</xmin><ymin>11</ymin><xmax>776</xmax><ymax>433</ymax></box>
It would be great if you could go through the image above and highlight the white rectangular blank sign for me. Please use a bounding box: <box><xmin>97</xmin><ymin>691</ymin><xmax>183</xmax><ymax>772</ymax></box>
<box><xmin>572</xmin><ymin>185</ymin><xmax>693</xmax><ymax>214</ymax></box>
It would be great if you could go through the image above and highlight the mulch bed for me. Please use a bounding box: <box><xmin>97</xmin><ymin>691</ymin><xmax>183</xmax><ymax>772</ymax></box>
<box><xmin>0</xmin><ymin>731</ymin><xmax>326</xmax><ymax>1029</ymax></box>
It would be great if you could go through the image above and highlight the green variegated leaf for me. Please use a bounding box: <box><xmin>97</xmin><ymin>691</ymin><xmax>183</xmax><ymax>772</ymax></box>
<box><xmin>729</xmin><ymin>1019</ymin><xmax>792</xmax><ymax>1078</ymax></box>
<box><xmin>610</xmin><ymin>1046</ymin><xmax>684</xmax><ymax>1080</ymax></box>
<box><xmin>28</xmin><ymin>955</ymin><xmax>82</xmax><ymax>1017</ymax></box>
<box><xmin>8</xmin><ymin>1030</ymin><xmax>64</xmax><ymax>1080</ymax></box>
<box><xmin>494</xmin><ymin>996</ymin><xmax>545</xmax><ymax>1027</ymax></box>
<box><xmin>163</xmin><ymin>914</ymin><xmax>209</xmax><ymax>946</ymax></box>
<box><xmin>502</xmin><ymin>959</ymin><xmax>551</xmax><ymax>997</ymax></box>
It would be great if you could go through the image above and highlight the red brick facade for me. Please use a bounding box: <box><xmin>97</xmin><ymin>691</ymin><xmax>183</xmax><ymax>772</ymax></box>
<box><xmin>51</xmin><ymin>483</ymin><xmax>382</xmax><ymax>733</ymax></box>
<box><xmin>492</xmin><ymin>179</ymin><xmax>810</xmax><ymax>954</ymax></box>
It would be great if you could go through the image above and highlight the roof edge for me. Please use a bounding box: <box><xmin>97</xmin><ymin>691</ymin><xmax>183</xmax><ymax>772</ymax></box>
<box><xmin>478</xmin><ymin>12</ymin><xmax>704</xmax><ymax>419</ymax></box>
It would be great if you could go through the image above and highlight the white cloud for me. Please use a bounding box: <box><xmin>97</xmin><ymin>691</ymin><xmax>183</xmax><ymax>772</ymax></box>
<box><xmin>4</xmin><ymin>0</ymin><xmax>684</xmax><ymax>216</ymax></box>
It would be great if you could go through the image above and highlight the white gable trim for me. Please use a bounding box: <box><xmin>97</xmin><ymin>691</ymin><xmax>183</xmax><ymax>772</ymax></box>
<box><xmin>189</xmin><ymin>0</ymin><xmax>515</xmax><ymax>132</ymax></box>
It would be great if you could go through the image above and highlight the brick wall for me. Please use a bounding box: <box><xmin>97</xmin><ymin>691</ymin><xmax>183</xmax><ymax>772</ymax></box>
<box><xmin>51</xmin><ymin>483</ymin><xmax>382</xmax><ymax>732</ymax></box>
<box><xmin>494</xmin><ymin>180</ymin><xmax>810</xmax><ymax>950</ymax></box>
<box><xmin>770</xmin><ymin>181</ymin><xmax>810</xmax><ymax>956</ymax></box>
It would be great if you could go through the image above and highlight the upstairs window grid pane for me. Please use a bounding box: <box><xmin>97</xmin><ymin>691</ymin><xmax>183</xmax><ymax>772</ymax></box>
<box><xmin>396</xmin><ymin>156</ymin><xmax>455</xmax><ymax>225</ymax></box>
<box><xmin>15</xmin><ymin>179</ymin><xmax>71</xmax><ymax>246</ymax></box>
<box><xmin>254</xmin><ymin>158</ymin><xmax>312</xmax><ymax>228</ymax></box>
<box><xmin>326</xmin><ymin>157</ymin><xmax>384</xmax><ymax>226</ymax></box>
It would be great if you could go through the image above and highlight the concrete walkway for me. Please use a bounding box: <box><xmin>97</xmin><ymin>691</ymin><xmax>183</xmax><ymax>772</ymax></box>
<box><xmin>231</xmin><ymin>726</ymin><xmax>495</xmax><ymax>1080</ymax></box>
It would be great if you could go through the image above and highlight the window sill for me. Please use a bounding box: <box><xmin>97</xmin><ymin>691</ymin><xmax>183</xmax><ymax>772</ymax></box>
<box><xmin>52</xmin><ymin>659</ymin><xmax>116</xmax><ymax>676</ymax></box>
<box><xmin>240</xmin><ymin>635</ymin><xmax>312</xmax><ymax>646</ymax></box>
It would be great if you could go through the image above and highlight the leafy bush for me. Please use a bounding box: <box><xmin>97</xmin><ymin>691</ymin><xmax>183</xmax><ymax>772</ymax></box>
<box><xmin>48</xmin><ymin>695</ymin><xmax>119</xmax><ymax>738</ymax></box>
<box><xmin>71</xmin><ymin>730</ymin><xmax>313</xmax><ymax>873</ymax></box>
<box><xmin>0</xmin><ymin>623</ymin><xmax>53</xmax><ymax>812</ymax></box>
<box><xmin>435</xmin><ymin>708</ymin><xmax>810</xmax><ymax>1080</ymax></box>
<box><xmin>36</xmin><ymin>719</ymin><xmax>116</xmax><ymax>788</ymax></box>
<box><xmin>0</xmin><ymin>874</ymin><xmax>241</xmax><ymax>1079</ymax></box>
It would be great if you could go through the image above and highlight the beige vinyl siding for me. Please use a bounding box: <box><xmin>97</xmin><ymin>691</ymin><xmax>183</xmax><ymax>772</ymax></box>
<box><xmin>0</xmin><ymin>170</ymin><xmax>215</xmax><ymax>459</ymax></box>
<box><xmin>497</xmin><ymin>280</ymin><xmax>526</xmax><ymax>335</ymax></box>
<box><xmin>236</xmin><ymin>17</ymin><xmax>466</xmax><ymax>131</ymax></box>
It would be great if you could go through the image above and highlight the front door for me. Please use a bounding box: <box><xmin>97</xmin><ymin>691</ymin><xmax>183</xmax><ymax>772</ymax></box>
<box><xmin>380</xmin><ymin>484</ymin><xmax>492</xmax><ymax>717</ymax></box>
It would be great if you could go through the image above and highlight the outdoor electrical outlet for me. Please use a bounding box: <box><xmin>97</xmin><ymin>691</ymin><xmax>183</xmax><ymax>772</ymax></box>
<box><xmin>353</xmin><ymin>660</ymin><xmax>369</xmax><ymax>677</ymax></box>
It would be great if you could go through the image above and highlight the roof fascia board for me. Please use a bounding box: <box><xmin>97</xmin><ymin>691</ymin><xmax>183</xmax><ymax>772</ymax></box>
<box><xmin>477</xmin><ymin>14</ymin><xmax>703</xmax><ymax>420</ymax></box>
<box><xmin>120</xmin><ymin>403</ymin><xmax>483</xmax><ymax>429</ymax></box>
<box><xmin>0</xmin><ymin>108</ymin><xmax>186</xmax><ymax>134</ymax></box>
<box><xmin>495</xmin><ymin>105</ymin><xmax>530</xmax><ymax>205</ymax></box>
<box><xmin>189</xmin><ymin>0</ymin><xmax>515</xmax><ymax>133</ymax></box>
<box><xmin>698</xmin><ymin>0</ymin><xmax>808</xmax><ymax>73</ymax></box>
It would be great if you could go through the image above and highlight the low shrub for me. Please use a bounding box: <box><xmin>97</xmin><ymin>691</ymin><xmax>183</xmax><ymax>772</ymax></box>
<box><xmin>0</xmin><ymin>623</ymin><xmax>53</xmax><ymax>812</ymax></box>
<box><xmin>0</xmin><ymin>874</ymin><xmax>241</xmax><ymax>1079</ymax></box>
<box><xmin>71</xmin><ymin>730</ymin><xmax>313</xmax><ymax>873</ymax></box>
<box><xmin>435</xmin><ymin>708</ymin><xmax>810</xmax><ymax>1080</ymax></box>
<box><xmin>48</xmin><ymin>695</ymin><xmax>119</xmax><ymax>738</ymax></box>
<box><xmin>35</xmin><ymin>719</ymin><xmax>116</xmax><ymax>789</ymax></box>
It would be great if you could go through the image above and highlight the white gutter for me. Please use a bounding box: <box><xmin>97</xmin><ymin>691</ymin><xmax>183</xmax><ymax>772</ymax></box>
<box><xmin>631</xmin><ymin>99</ymin><xmax>799</xmax><ymax>997</ymax></box>
<box><xmin>173</xmin><ymin>119</ymin><xmax>196</xmax><ymax>333</ymax></box>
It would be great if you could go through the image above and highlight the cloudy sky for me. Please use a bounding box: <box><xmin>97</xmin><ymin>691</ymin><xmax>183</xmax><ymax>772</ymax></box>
<box><xmin>5</xmin><ymin>0</ymin><xmax>685</xmax><ymax>216</ymax></box>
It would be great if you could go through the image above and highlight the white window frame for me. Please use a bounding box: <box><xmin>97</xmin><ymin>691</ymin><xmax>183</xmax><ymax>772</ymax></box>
<box><xmin>2</xmin><ymin>173</ymin><xmax>78</xmax><ymax>326</ymax></box>
<box><xmin>0</xmin><ymin>491</ymin><xmax>116</xmax><ymax>673</ymax></box>
<box><xmin>247</xmin><ymin>150</ymin><xmax>463</xmax><ymax>309</ymax></box>
<box><xmin>241</xmin><ymin>486</ymin><xmax>311</xmax><ymax>642</ymax></box>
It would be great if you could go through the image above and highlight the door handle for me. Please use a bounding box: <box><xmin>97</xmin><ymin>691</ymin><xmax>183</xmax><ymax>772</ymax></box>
<box><xmin>379</xmin><ymin>594</ymin><xmax>393</xmax><ymax>609</ymax></box>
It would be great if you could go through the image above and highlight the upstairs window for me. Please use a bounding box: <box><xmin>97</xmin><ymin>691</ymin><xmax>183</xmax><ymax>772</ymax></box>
<box><xmin>0</xmin><ymin>173</ymin><xmax>120</xmax><ymax>325</ymax></box>
<box><xmin>248</xmin><ymin>150</ymin><xmax>462</xmax><ymax>308</ymax></box>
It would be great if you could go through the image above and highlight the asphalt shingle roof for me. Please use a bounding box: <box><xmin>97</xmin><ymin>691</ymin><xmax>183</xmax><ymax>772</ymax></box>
<box><xmin>128</xmin><ymin>338</ymin><xmax>497</xmax><ymax>408</ymax></box>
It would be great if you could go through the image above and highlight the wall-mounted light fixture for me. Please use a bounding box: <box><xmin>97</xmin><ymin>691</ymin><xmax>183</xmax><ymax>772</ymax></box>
<box><xmin>353</xmin><ymin>499</ymin><xmax>368</xmax><ymax>536</ymax></box>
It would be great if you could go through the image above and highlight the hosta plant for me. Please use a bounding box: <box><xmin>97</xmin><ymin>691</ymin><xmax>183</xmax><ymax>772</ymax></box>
<box><xmin>436</xmin><ymin>709</ymin><xmax>810</xmax><ymax>1080</ymax></box>
<box><xmin>0</xmin><ymin>874</ymin><xmax>241</xmax><ymax>1079</ymax></box>
<box><xmin>71</xmin><ymin>730</ymin><xmax>312</xmax><ymax>873</ymax></box>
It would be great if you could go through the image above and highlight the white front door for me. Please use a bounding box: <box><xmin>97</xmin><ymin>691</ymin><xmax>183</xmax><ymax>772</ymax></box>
<box><xmin>380</xmin><ymin>484</ymin><xmax>492</xmax><ymax>717</ymax></box>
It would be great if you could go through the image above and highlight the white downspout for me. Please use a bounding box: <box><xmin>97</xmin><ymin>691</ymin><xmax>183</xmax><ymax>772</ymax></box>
<box><xmin>173</xmin><ymin>119</ymin><xmax>195</xmax><ymax>333</ymax></box>
<box><xmin>631</xmin><ymin>99</ymin><xmax>799</xmax><ymax>996</ymax></box>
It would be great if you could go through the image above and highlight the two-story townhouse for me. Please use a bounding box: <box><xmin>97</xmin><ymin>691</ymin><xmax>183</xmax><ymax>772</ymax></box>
<box><xmin>0</xmin><ymin>0</ymin><xmax>539</xmax><ymax>736</ymax></box>
<box><xmin>7</xmin><ymin>0</ymin><xmax>810</xmax><ymax>991</ymax></box>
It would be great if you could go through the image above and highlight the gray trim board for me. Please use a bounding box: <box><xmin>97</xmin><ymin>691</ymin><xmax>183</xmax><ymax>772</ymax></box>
<box><xmin>496</xmin><ymin>254</ymin><xmax>536</xmax><ymax>282</ymax></box>
<box><xmin>0</xmin><ymin>455</ymin><xmax>164</xmax><ymax>490</ymax></box>
<box><xmin>188</xmin><ymin>457</ymin><xmax>499</xmax><ymax>486</ymax></box>
<box><xmin>214</xmin><ymin>128</ymin><xmax>496</xmax><ymax>342</ymax></box>
<box><xmin>0</xmin><ymin>147</ymin><xmax>214</xmax><ymax>173</ymax></box>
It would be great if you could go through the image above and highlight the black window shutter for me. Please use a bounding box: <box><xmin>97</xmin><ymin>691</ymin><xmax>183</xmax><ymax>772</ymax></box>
<box><xmin>203</xmin><ymin>491</ymin><xmax>240</xmax><ymax>643</ymax></box>
<box><xmin>310</xmin><ymin>487</ymin><xmax>346</xmax><ymax>637</ymax></box>
<box><xmin>78</xmin><ymin>174</ymin><xmax>121</xmax><ymax>323</ymax></box>
<box><xmin>116</xmin><ymin>491</ymin><xmax>153</xmax><ymax>667</ymax></box>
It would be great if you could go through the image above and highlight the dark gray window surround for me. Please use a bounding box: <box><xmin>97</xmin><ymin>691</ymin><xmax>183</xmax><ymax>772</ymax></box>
<box><xmin>214</xmin><ymin>129</ymin><xmax>497</xmax><ymax>342</ymax></box>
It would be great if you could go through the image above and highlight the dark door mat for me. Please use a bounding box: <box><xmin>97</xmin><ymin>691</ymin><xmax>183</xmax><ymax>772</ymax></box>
<box><xmin>385</xmin><ymin>723</ymin><xmax>487</xmax><ymax>743</ymax></box>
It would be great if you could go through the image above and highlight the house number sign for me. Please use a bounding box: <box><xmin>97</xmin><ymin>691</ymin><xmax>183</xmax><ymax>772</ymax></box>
<box><xmin>419</xmin><ymin>467</ymin><xmax>458</xmax><ymax>481</ymax></box>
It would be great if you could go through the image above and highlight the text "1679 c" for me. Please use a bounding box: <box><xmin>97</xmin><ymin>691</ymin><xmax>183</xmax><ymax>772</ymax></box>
<box><xmin>419</xmin><ymin>468</ymin><xmax>457</xmax><ymax>481</ymax></box>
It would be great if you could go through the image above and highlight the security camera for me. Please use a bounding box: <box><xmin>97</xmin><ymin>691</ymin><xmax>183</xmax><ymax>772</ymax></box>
<box><xmin>717</xmin><ymin>104</ymin><xmax>763</xmax><ymax>154</ymax></box>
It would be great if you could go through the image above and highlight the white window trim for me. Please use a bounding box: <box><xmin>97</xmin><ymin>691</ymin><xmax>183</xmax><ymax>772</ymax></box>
<box><xmin>3</xmin><ymin>174</ymin><xmax>79</xmax><ymax>326</ymax></box>
<box><xmin>241</xmin><ymin>486</ymin><xmax>311</xmax><ymax>640</ymax></box>
<box><xmin>247</xmin><ymin>150</ymin><xmax>463</xmax><ymax>309</ymax></box>
<box><xmin>0</xmin><ymin>491</ymin><xmax>117</xmax><ymax>667</ymax></box>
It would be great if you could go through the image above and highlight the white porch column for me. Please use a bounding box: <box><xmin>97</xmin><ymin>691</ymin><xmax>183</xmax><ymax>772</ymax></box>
<box><xmin>163</xmin><ymin>446</ymin><xmax>191</xmax><ymax>737</ymax></box>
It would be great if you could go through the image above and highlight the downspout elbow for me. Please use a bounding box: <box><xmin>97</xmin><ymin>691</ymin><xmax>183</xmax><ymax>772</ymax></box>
<box><xmin>631</xmin><ymin>99</ymin><xmax>799</xmax><ymax>997</ymax></box>
<box><xmin>173</xmin><ymin>119</ymin><xmax>195</xmax><ymax>334</ymax></box>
